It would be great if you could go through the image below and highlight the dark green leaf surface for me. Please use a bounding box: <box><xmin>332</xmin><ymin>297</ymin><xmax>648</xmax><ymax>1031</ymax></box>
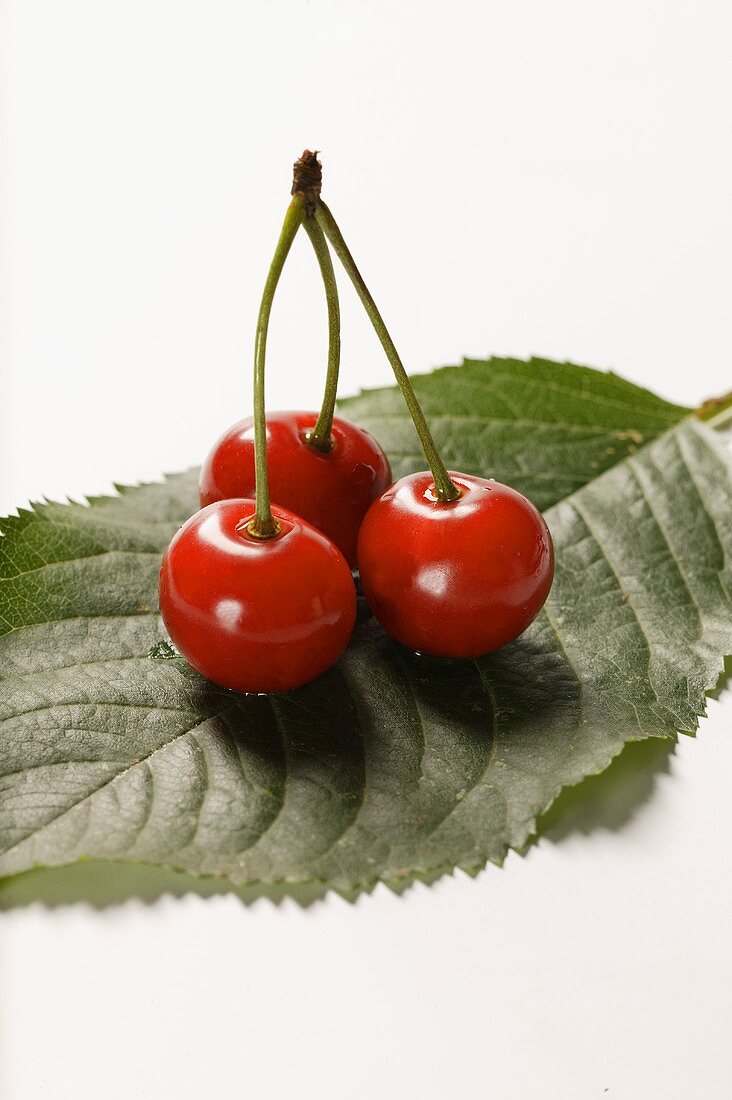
<box><xmin>0</xmin><ymin>360</ymin><xmax>728</xmax><ymax>897</ymax></box>
<box><xmin>340</xmin><ymin>356</ymin><xmax>689</xmax><ymax>510</ymax></box>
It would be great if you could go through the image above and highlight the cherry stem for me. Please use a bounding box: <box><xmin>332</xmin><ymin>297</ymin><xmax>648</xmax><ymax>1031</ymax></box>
<box><xmin>247</xmin><ymin>195</ymin><xmax>306</xmax><ymax>539</ymax></box>
<box><xmin>302</xmin><ymin>214</ymin><xmax>340</xmax><ymax>451</ymax></box>
<box><xmin>315</xmin><ymin>200</ymin><xmax>460</xmax><ymax>501</ymax></box>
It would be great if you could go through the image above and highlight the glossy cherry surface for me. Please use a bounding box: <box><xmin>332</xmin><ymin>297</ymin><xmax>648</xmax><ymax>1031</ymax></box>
<box><xmin>159</xmin><ymin>499</ymin><xmax>357</xmax><ymax>694</ymax></box>
<box><xmin>199</xmin><ymin>411</ymin><xmax>391</xmax><ymax>568</ymax></box>
<box><xmin>357</xmin><ymin>472</ymin><xmax>554</xmax><ymax>658</ymax></box>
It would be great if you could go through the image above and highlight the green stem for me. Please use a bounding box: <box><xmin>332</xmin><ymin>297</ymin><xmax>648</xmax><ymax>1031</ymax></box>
<box><xmin>247</xmin><ymin>195</ymin><xmax>306</xmax><ymax>539</ymax></box>
<box><xmin>302</xmin><ymin>215</ymin><xmax>340</xmax><ymax>450</ymax></box>
<box><xmin>315</xmin><ymin>201</ymin><xmax>460</xmax><ymax>501</ymax></box>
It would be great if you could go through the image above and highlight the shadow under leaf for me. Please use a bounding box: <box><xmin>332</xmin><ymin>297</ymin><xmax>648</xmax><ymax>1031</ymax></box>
<box><xmin>535</xmin><ymin>736</ymin><xmax>676</xmax><ymax>843</ymax></box>
<box><xmin>0</xmin><ymin>861</ymin><xmax>333</xmax><ymax>910</ymax></box>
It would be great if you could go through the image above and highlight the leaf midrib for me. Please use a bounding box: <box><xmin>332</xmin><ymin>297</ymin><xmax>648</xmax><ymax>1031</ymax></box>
<box><xmin>352</xmin><ymin>413</ymin><xmax>657</xmax><ymax>434</ymax></box>
<box><xmin>426</xmin><ymin>369</ymin><xmax>686</xmax><ymax>421</ymax></box>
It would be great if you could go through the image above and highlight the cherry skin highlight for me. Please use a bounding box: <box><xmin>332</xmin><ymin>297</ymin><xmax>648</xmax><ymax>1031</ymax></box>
<box><xmin>357</xmin><ymin>472</ymin><xmax>554</xmax><ymax>659</ymax></box>
<box><xmin>159</xmin><ymin>499</ymin><xmax>357</xmax><ymax>694</ymax></box>
<box><xmin>199</xmin><ymin>411</ymin><xmax>392</xmax><ymax>568</ymax></box>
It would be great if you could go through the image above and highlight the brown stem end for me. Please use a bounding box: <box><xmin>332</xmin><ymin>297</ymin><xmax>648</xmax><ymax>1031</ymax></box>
<box><xmin>696</xmin><ymin>389</ymin><xmax>732</xmax><ymax>422</ymax></box>
<box><xmin>292</xmin><ymin>149</ymin><xmax>322</xmax><ymax>213</ymax></box>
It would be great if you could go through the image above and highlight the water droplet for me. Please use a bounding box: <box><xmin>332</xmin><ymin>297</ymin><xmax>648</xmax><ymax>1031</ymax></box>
<box><xmin>148</xmin><ymin>639</ymin><xmax>181</xmax><ymax>660</ymax></box>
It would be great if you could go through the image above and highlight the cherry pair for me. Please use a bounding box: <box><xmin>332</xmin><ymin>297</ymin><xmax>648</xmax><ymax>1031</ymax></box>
<box><xmin>159</xmin><ymin>152</ymin><xmax>554</xmax><ymax>695</ymax></box>
<box><xmin>161</xmin><ymin>410</ymin><xmax>390</xmax><ymax>693</ymax></box>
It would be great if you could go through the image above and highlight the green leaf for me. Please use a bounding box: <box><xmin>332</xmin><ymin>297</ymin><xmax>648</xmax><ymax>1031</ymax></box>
<box><xmin>0</xmin><ymin>358</ymin><xmax>728</xmax><ymax>899</ymax></box>
<box><xmin>340</xmin><ymin>356</ymin><xmax>690</xmax><ymax>511</ymax></box>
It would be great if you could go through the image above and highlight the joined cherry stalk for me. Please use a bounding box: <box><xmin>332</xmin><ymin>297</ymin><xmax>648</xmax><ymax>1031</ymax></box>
<box><xmin>159</xmin><ymin>151</ymin><xmax>555</xmax><ymax>693</ymax></box>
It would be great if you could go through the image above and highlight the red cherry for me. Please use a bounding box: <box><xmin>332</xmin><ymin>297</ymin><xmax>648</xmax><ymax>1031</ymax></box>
<box><xmin>159</xmin><ymin>499</ymin><xmax>356</xmax><ymax>694</ymax></box>
<box><xmin>357</xmin><ymin>472</ymin><xmax>554</xmax><ymax>658</ymax></box>
<box><xmin>199</xmin><ymin>411</ymin><xmax>391</xmax><ymax>568</ymax></box>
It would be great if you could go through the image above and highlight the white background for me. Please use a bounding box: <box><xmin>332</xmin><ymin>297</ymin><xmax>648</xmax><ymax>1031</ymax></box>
<box><xmin>1</xmin><ymin>2</ymin><xmax>731</xmax><ymax>1097</ymax></box>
